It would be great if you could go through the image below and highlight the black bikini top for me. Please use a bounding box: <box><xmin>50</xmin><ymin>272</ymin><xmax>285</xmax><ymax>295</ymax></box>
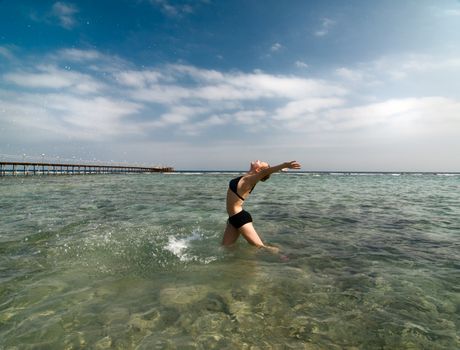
<box><xmin>229</xmin><ymin>176</ymin><xmax>255</xmax><ymax>201</ymax></box>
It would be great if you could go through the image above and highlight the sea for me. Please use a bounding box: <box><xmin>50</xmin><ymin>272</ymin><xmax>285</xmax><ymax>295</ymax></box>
<box><xmin>0</xmin><ymin>172</ymin><xmax>459</xmax><ymax>349</ymax></box>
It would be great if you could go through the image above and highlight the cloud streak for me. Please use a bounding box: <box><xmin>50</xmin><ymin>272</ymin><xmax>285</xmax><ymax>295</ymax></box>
<box><xmin>28</xmin><ymin>2</ymin><xmax>79</xmax><ymax>30</ymax></box>
<box><xmin>51</xmin><ymin>2</ymin><xmax>79</xmax><ymax>29</ymax></box>
<box><xmin>270</xmin><ymin>43</ymin><xmax>283</xmax><ymax>52</ymax></box>
<box><xmin>315</xmin><ymin>17</ymin><xmax>336</xmax><ymax>37</ymax></box>
<box><xmin>0</xmin><ymin>46</ymin><xmax>15</xmax><ymax>60</ymax></box>
<box><xmin>4</xmin><ymin>65</ymin><xmax>106</xmax><ymax>93</ymax></box>
<box><xmin>150</xmin><ymin>0</ymin><xmax>197</xmax><ymax>18</ymax></box>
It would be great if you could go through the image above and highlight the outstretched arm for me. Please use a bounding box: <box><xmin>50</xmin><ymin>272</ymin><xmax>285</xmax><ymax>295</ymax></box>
<box><xmin>255</xmin><ymin>160</ymin><xmax>301</xmax><ymax>181</ymax></box>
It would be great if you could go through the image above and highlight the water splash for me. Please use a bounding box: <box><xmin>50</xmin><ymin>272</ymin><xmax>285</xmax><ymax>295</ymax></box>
<box><xmin>165</xmin><ymin>231</ymin><xmax>201</xmax><ymax>261</ymax></box>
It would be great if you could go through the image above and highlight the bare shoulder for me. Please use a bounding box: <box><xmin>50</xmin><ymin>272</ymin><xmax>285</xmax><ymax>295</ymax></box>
<box><xmin>240</xmin><ymin>173</ymin><xmax>259</xmax><ymax>189</ymax></box>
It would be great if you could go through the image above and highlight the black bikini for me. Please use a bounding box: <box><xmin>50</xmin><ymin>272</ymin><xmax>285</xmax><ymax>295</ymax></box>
<box><xmin>229</xmin><ymin>176</ymin><xmax>255</xmax><ymax>201</ymax></box>
<box><xmin>228</xmin><ymin>176</ymin><xmax>256</xmax><ymax>229</ymax></box>
<box><xmin>228</xmin><ymin>210</ymin><xmax>252</xmax><ymax>229</ymax></box>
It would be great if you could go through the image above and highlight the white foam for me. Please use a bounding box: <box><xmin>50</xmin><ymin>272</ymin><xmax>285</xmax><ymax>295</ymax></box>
<box><xmin>165</xmin><ymin>231</ymin><xmax>201</xmax><ymax>261</ymax></box>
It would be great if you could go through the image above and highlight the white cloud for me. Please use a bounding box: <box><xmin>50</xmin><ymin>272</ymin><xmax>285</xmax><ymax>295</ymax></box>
<box><xmin>315</xmin><ymin>18</ymin><xmax>336</xmax><ymax>37</ymax></box>
<box><xmin>49</xmin><ymin>95</ymin><xmax>141</xmax><ymax>134</ymax></box>
<box><xmin>444</xmin><ymin>9</ymin><xmax>460</xmax><ymax>16</ymax></box>
<box><xmin>56</xmin><ymin>48</ymin><xmax>102</xmax><ymax>61</ymax></box>
<box><xmin>133</xmin><ymin>85</ymin><xmax>192</xmax><ymax>104</ymax></box>
<box><xmin>0</xmin><ymin>90</ymin><xmax>142</xmax><ymax>140</ymax></box>
<box><xmin>4</xmin><ymin>65</ymin><xmax>106</xmax><ymax>94</ymax></box>
<box><xmin>371</xmin><ymin>54</ymin><xmax>460</xmax><ymax>81</ymax></box>
<box><xmin>275</xmin><ymin>97</ymin><xmax>345</xmax><ymax>121</ymax></box>
<box><xmin>400</xmin><ymin>56</ymin><xmax>460</xmax><ymax>73</ymax></box>
<box><xmin>159</xmin><ymin>112</ymin><xmax>188</xmax><ymax>125</ymax></box>
<box><xmin>295</xmin><ymin>61</ymin><xmax>309</xmax><ymax>69</ymax></box>
<box><xmin>151</xmin><ymin>0</ymin><xmax>193</xmax><ymax>18</ymax></box>
<box><xmin>153</xmin><ymin>105</ymin><xmax>211</xmax><ymax>128</ymax></box>
<box><xmin>121</xmin><ymin>66</ymin><xmax>346</xmax><ymax>104</ymax></box>
<box><xmin>51</xmin><ymin>2</ymin><xmax>78</xmax><ymax>29</ymax></box>
<box><xmin>331</xmin><ymin>53</ymin><xmax>460</xmax><ymax>91</ymax></box>
<box><xmin>0</xmin><ymin>49</ymin><xmax>371</xmax><ymax>141</ymax></box>
<box><xmin>115</xmin><ymin>70</ymin><xmax>166</xmax><ymax>88</ymax></box>
<box><xmin>0</xmin><ymin>46</ymin><xmax>15</xmax><ymax>60</ymax></box>
<box><xmin>166</xmin><ymin>64</ymin><xmax>224</xmax><ymax>82</ymax></box>
<box><xmin>1</xmin><ymin>47</ymin><xmax>459</xmax><ymax>170</ymax></box>
<box><xmin>178</xmin><ymin>114</ymin><xmax>229</xmax><ymax>135</ymax></box>
<box><xmin>335</xmin><ymin>67</ymin><xmax>365</xmax><ymax>81</ymax></box>
<box><xmin>270</xmin><ymin>43</ymin><xmax>283</xmax><ymax>52</ymax></box>
<box><xmin>431</xmin><ymin>5</ymin><xmax>460</xmax><ymax>17</ymax></box>
<box><xmin>233</xmin><ymin>110</ymin><xmax>267</xmax><ymax>125</ymax></box>
<box><xmin>321</xmin><ymin>97</ymin><xmax>460</xmax><ymax>134</ymax></box>
<box><xmin>270</xmin><ymin>97</ymin><xmax>460</xmax><ymax>145</ymax></box>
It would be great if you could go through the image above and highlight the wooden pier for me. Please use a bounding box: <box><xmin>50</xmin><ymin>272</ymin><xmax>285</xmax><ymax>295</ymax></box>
<box><xmin>0</xmin><ymin>161</ymin><xmax>173</xmax><ymax>176</ymax></box>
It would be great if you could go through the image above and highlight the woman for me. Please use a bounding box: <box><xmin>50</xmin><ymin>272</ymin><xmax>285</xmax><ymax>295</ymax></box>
<box><xmin>222</xmin><ymin>160</ymin><xmax>301</xmax><ymax>249</ymax></box>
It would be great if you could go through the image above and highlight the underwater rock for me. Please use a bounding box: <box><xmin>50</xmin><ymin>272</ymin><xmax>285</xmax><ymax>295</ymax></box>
<box><xmin>159</xmin><ymin>306</ymin><xmax>181</xmax><ymax>328</ymax></box>
<box><xmin>436</xmin><ymin>298</ymin><xmax>456</xmax><ymax>314</ymax></box>
<box><xmin>202</xmin><ymin>292</ymin><xmax>231</xmax><ymax>314</ymax></box>
<box><xmin>93</xmin><ymin>286</ymin><xmax>115</xmax><ymax>299</ymax></box>
<box><xmin>128</xmin><ymin>309</ymin><xmax>161</xmax><ymax>332</ymax></box>
<box><xmin>176</xmin><ymin>312</ymin><xmax>195</xmax><ymax>331</ymax></box>
<box><xmin>137</xmin><ymin>334</ymin><xmax>197</xmax><ymax>350</ymax></box>
<box><xmin>231</xmin><ymin>286</ymin><xmax>248</xmax><ymax>301</ymax></box>
<box><xmin>100</xmin><ymin>306</ymin><xmax>130</xmax><ymax>325</ymax></box>
<box><xmin>195</xmin><ymin>333</ymin><xmax>228</xmax><ymax>349</ymax></box>
<box><xmin>375</xmin><ymin>276</ymin><xmax>393</xmax><ymax>292</ymax></box>
<box><xmin>288</xmin><ymin>316</ymin><xmax>313</xmax><ymax>341</ymax></box>
<box><xmin>160</xmin><ymin>285</ymin><xmax>209</xmax><ymax>307</ymax></box>
<box><xmin>400</xmin><ymin>322</ymin><xmax>432</xmax><ymax>349</ymax></box>
<box><xmin>245</xmin><ymin>281</ymin><xmax>262</xmax><ymax>296</ymax></box>
<box><xmin>63</xmin><ymin>331</ymin><xmax>87</xmax><ymax>349</ymax></box>
<box><xmin>190</xmin><ymin>312</ymin><xmax>234</xmax><ymax>336</ymax></box>
<box><xmin>0</xmin><ymin>310</ymin><xmax>15</xmax><ymax>323</ymax></box>
<box><xmin>94</xmin><ymin>336</ymin><xmax>112</xmax><ymax>349</ymax></box>
<box><xmin>228</xmin><ymin>300</ymin><xmax>251</xmax><ymax>322</ymax></box>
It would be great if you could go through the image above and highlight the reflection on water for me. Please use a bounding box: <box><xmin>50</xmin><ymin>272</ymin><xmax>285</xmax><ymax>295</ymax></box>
<box><xmin>0</xmin><ymin>174</ymin><xmax>459</xmax><ymax>349</ymax></box>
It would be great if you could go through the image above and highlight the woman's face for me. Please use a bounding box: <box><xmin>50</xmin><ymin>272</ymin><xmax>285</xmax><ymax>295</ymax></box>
<box><xmin>251</xmin><ymin>160</ymin><xmax>270</xmax><ymax>181</ymax></box>
<box><xmin>252</xmin><ymin>160</ymin><xmax>269</xmax><ymax>172</ymax></box>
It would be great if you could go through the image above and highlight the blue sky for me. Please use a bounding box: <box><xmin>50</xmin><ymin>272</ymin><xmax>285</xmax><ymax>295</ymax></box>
<box><xmin>1</xmin><ymin>0</ymin><xmax>459</xmax><ymax>171</ymax></box>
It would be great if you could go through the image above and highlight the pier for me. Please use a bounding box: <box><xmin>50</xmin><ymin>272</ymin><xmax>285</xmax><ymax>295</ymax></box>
<box><xmin>0</xmin><ymin>161</ymin><xmax>173</xmax><ymax>176</ymax></box>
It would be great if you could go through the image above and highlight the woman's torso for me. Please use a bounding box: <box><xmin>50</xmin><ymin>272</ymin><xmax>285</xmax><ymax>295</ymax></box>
<box><xmin>226</xmin><ymin>175</ymin><xmax>256</xmax><ymax>216</ymax></box>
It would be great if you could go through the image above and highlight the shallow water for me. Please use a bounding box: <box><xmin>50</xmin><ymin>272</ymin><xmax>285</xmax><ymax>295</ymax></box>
<box><xmin>0</xmin><ymin>173</ymin><xmax>459</xmax><ymax>349</ymax></box>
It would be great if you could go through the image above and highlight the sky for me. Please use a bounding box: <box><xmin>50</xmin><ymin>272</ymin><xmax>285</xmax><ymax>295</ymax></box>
<box><xmin>0</xmin><ymin>0</ymin><xmax>459</xmax><ymax>171</ymax></box>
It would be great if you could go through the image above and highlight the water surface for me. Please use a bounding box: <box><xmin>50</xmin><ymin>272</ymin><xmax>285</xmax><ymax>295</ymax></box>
<box><xmin>1</xmin><ymin>173</ymin><xmax>459</xmax><ymax>349</ymax></box>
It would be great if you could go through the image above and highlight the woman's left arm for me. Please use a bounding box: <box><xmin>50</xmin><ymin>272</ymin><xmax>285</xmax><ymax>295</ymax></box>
<box><xmin>246</xmin><ymin>161</ymin><xmax>301</xmax><ymax>185</ymax></box>
<box><xmin>258</xmin><ymin>161</ymin><xmax>301</xmax><ymax>179</ymax></box>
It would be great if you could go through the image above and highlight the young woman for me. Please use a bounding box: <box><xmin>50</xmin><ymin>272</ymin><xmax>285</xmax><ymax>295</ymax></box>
<box><xmin>222</xmin><ymin>160</ymin><xmax>301</xmax><ymax>249</ymax></box>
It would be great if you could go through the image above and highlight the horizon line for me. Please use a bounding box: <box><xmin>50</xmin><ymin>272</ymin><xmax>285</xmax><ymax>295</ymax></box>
<box><xmin>173</xmin><ymin>170</ymin><xmax>460</xmax><ymax>174</ymax></box>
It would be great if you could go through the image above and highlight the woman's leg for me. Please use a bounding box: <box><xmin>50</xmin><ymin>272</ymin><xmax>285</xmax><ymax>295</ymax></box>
<box><xmin>238</xmin><ymin>222</ymin><xmax>264</xmax><ymax>247</ymax></box>
<box><xmin>222</xmin><ymin>223</ymin><xmax>240</xmax><ymax>245</ymax></box>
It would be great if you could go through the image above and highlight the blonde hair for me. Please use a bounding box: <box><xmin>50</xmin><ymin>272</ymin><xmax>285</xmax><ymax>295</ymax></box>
<box><xmin>250</xmin><ymin>160</ymin><xmax>270</xmax><ymax>181</ymax></box>
<box><xmin>250</xmin><ymin>160</ymin><xmax>269</xmax><ymax>172</ymax></box>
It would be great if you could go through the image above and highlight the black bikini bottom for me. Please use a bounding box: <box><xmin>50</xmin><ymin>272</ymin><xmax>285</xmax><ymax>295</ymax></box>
<box><xmin>228</xmin><ymin>210</ymin><xmax>253</xmax><ymax>229</ymax></box>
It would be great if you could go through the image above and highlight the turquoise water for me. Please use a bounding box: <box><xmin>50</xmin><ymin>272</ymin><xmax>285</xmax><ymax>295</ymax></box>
<box><xmin>1</xmin><ymin>173</ymin><xmax>459</xmax><ymax>349</ymax></box>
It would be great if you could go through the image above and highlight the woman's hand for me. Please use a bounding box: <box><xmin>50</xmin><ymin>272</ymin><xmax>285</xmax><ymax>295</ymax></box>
<box><xmin>283</xmin><ymin>161</ymin><xmax>301</xmax><ymax>170</ymax></box>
